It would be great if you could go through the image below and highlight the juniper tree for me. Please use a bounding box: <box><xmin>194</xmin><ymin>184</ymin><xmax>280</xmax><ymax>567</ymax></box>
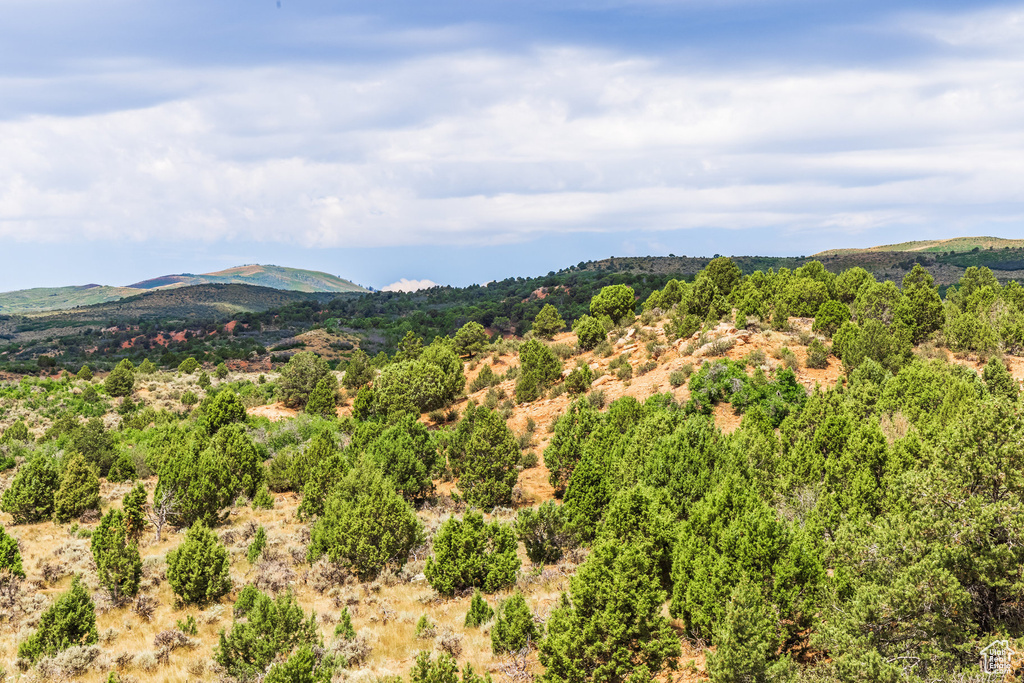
<box><xmin>304</xmin><ymin>374</ymin><xmax>339</xmax><ymax>419</ymax></box>
<box><xmin>446</xmin><ymin>404</ymin><xmax>520</xmax><ymax>508</ymax></box>
<box><xmin>104</xmin><ymin>358</ymin><xmax>135</xmax><ymax>397</ymax></box>
<box><xmin>491</xmin><ymin>592</ymin><xmax>538</xmax><ymax>654</ymax></box>
<box><xmin>571</xmin><ymin>315</ymin><xmax>605</xmax><ymax>351</ymax></box>
<box><xmin>91</xmin><ymin>509</ymin><xmax>142</xmax><ymax>602</ymax></box>
<box><xmin>17</xmin><ymin>575</ymin><xmax>98</xmax><ymax>663</ymax></box>
<box><xmin>464</xmin><ymin>591</ymin><xmax>494</xmax><ymax>628</ymax></box>
<box><xmin>53</xmin><ymin>452</ymin><xmax>100</xmax><ymax>523</ymax></box>
<box><xmin>166</xmin><ymin>521</ymin><xmax>232</xmax><ymax>606</ymax></box>
<box><xmin>0</xmin><ymin>524</ymin><xmax>25</xmax><ymax>578</ymax></box>
<box><xmin>425</xmin><ymin>510</ymin><xmax>519</xmax><ymax>596</ymax></box>
<box><xmin>533</xmin><ymin>304</ymin><xmax>566</xmax><ymax>339</ymax></box>
<box><xmin>122</xmin><ymin>484</ymin><xmax>147</xmax><ymax>541</ymax></box>
<box><xmin>1</xmin><ymin>451</ymin><xmax>61</xmax><ymax>524</ymax></box>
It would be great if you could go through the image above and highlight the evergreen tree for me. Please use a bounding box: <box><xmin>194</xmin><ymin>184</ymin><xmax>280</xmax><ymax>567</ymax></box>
<box><xmin>17</xmin><ymin>576</ymin><xmax>98</xmax><ymax>663</ymax></box>
<box><xmin>264</xmin><ymin>645</ymin><xmax>337</xmax><ymax>683</ymax></box>
<box><xmin>335</xmin><ymin>606</ymin><xmax>356</xmax><ymax>639</ymax></box>
<box><xmin>53</xmin><ymin>452</ymin><xmax>101</xmax><ymax>523</ymax></box>
<box><xmin>590</xmin><ymin>284</ymin><xmax>637</xmax><ymax>324</ymax></box>
<box><xmin>515</xmin><ymin>501</ymin><xmax>575</xmax><ymax>564</ymax></box>
<box><xmin>544</xmin><ymin>399</ymin><xmax>603</xmax><ymax>496</ymax></box>
<box><xmin>178</xmin><ymin>357</ymin><xmax>200</xmax><ymax>374</ymax></box>
<box><xmin>307</xmin><ymin>464</ymin><xmax>424</xmax><ymax>581</ymax></box>
<box><xmin>540</xmin><ymin>540</ymin><xmax>680</xmax><ymax>683</ymax></box>
<box><xmin>515</xmin><ymin>339</ymin><xmax>562</xmax><ymax>403</ymax></box>
<box><xmin>104</xmin><ymin>358</ymin><xmax>135</xmax><ymax>397</ymax></box>
<box><xmin>247</xmin><ymin>525</ymin><xmax>267</xmax><ymax>563</ymax></box>
<box><xmin>0</xmin><ymin>524</ymin><xmax>25</xmax><ymax>578</ymax></box>
<box><xmin>1</xmin><ymin>451</ymin><xmax>60</xmax><ymax>524</ymax></box>
<box><xmin>454</xmin><ymin>321</ymin><xmax>489</xmax><ymax>357</ymax></box>
<box><xmin>464</xmin><ymin>591</ymin><xmax>495</xmax><ymax>627</ymax></box>
<box><xmin>138</xmin><ymin>358</ymin><xmax>157</xmax><ymax>375</ymax></box>
<box><xmin>201</xmin><ymin>387</ymin><xmax>247</xmax><ymax>434</ymax></box>
<box><xmin>365</xmin><ymin>415</ymin><xmax>438</xmax><ymax>501</ymax></box>
<box><xmin>279</xmin><ymin>351</ymin><xmax>332</xmax><ymax>409</ymax></box>
<box><xmin>304</xmin><ymin>374</ymin><xmax>339</xmax><ymax>419</ymax></box>
<box><xmin>572</xmin><ymin>315</ymin><xmax>606</xmax><ymax>351</ymax></box>
<box><xmin>982</xmin><ymin>355</ymin><xmax>1018</xmax><ymax>400</ymax></box>
<box><xmin>425</xmin><ymin>511</ymin><xmax>520</xmax><ymax>596</ymax></box>
<box><xmin>198</xmin><ymin>370</ymin><xmax>212</xmax><ymax>389</ymax></box>
<box><xmin>252</xmin><ymin>483</ymin><xmax>275</xmax><ymax>510</ymax></box>
<box><xmin>106</xmin><ymin>451</ymin><xmax>137</xmax><ymax>482</ymax></box>
<box><xmin>0</xmin><ymin>420</ymin><xmax>29</xmax><ymax>444</ymax></box>
<box><xmin>91</xmin><ymin>509</ymin><xmax>142</xmax><ymax>602</ymax></box>
<box><xmin>447</xmin><ymin>404</ymin><xmax>520</xmax><ymax>508</ymax></box>
<box><xmin>341</xmin><ymin>349</ymin><xmax>373</xmax><ymax>390</ymax></box>
<box><xmin>708</xmin><ymin>576</ymin><xmax>780</xmax><ymax>683</ymax></box>
<box><xmin>491</xmin><ymin>592</ymin><xmax>538</xmax><ymax>654</ymax></box>
<box><xmin>166</xmin><ymin>522</ymin><xmax>232</xmax><ymax>605</ymax></box>
<box><xmin>215</xmin><ymin>362</ymin><xmax>229</xmax><ymax>379</ymax></box>
<box><xmin>77</xmin><ymin>364</ymin><xmax>94</xmax><ymax>381</ymax></box>
<box><xmin>122</xmin><ymin>484</ymin><xmax>147</xmax><ymax>541</ymax></box>
<box><xmin>533</xmin><ymin>304</ymin><xmax>567</xmax><ymax>339</ymax></box>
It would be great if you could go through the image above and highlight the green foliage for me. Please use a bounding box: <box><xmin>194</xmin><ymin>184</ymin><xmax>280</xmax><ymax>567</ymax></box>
<box><xmin>414</xmin><ymin>614</ymin><xmax>435</xmax><ymax>638</ymax></box>
<box><xmin>215</xmin><ymin>362</ymin><xmax>229</xmax><ymax>379</ymax></box>
<box><xmin>178</xmin><ymin>357</ymin><xmax>201</xmax><ymax>374</ymax></box>
<box><xmin>107</xmin><ymin>451</ymin><xmax>137</xmax><ymax>482</ymax></box>
<box><xmin>307</xmin><ymin>464</ymin><xmax>424</xmax><ymax>580</ymax></box>
<box><xmin>1</xmin><ymin>451</ymin><xmax>60</xmax><ymax>523</ymax></box>
<box><xmin>304</xmin><ymin>374</ymin><xmax>339</xmax><ymax>419</ymax></box>
<box><xmin>176</xmin><ymin>615</ymin><xmax>199</xmax><ymax>636</ymax></box>
<box><xmin>335</xmin><ymin>607</ymin><xmax>356</xmax><ymax>640</ymax></box>
<box><xmin>264</xmin><ymin>645</ymin><xmax>337</xmax><ymax>683</ymax></box>
<box><xmin>515</xmin><ymin>501</ymin><xmax>574</xmax><ymax>564</ymax></box>
<box><xmin>0</xmin><ymin>420</ymin><xmax>29</xmax><ymax>444</ymax></box>
<box><xmin>201</xmin><ymin>388</ymin><xmax>247</xmax><ymax>434</ymax></box>
<box><xmin>122</xmin><ymin>484</ymin><xmax>147</xmax><ymax>541</ymax></box>
<box><xmin>590</xmin><ymin>284</ymin><xmax>636</xmax><ymax>324</ymax></box>
<box><xmin>17</xmin><ymin>576</ymin><xmax>98</xmax><ymax>663</ymax></box>
<box><xmin>445</xmin><ymin>404</ymin><xmax>520</xmax><ymax>508</ymax></box>
<box><xmin>247</xmin><ymin>525</ymin><xmax>268</xmax><ymax>563</ymax></box>
<box><xmin>464</xmin><ymin>591</ymin><xmax>494</xmax><ymax>628</ymax></box>
<box><xmin>533</xmin><ymin>304</ymin><xmax>567</xmax><ymax>339</ymax></box>
<box><xmin>198</xmin><ymin>371</ymin><xmax>211</xmax><ymax>389</ymax></box>
<box><xmin>708</xmin><ymin>576</ymin><xmax>783</xmax><ymax>683</ymax></box>
<box><xmin>572</xmin><ymin>315</ymin><xmax>606</xmax><ymax>351</ymax></box>
<box><xmin>544</xmin><ymin>399</ymin><xmax>603</xmax><ymax>496</ymax></box>
<box><xmin>215</xmin><ymin>587</ymin><xmax>320</xmax><ymax>681</ymax></box>
<box><xmin>53</xmin><ymin>452</ymin><xmax>100</xmax><ymax>524</ymax></box>
<box><xmin>181</xmin><ymin>390</ymin><xmax>199</xmax><ymax>408</ymax></box>
<box><xmin>540</xmin><ymin>540</ymin><xmax>680</xmax><ymax>683</ymax></box>
<box><xmin>515</xmin><ymin>339</ymin><xmax>563</xmax><ymax>403</ymax></box>
<box><xmin>77</xmin><ymin>365</ymin><xmax>94</xmax><ymax>381</ymax></box>
<box><xmin>812</xmin><ymin>300</ymin><xmax>850</xmax><ymax>337</ymax></box>
<box><xmin>424</xmin><ymin>510</ymin><xmax>520</xmax><ymax>596</ymax></box>
<box><xmin>365</xmin><ymin>416</ymin><xmax>438</xmax><ymax>500</ymax></box>
<box><xmin>406</xmin><ymin>651</ymin><xmax>492</xmax><ymax>683</ymax></box>
<box><xmin>982</xmin><ymin>356</ymin><xmax>1018</xmax><ymax>400</ymax></box>
<box><xmin>563</xmin><ymin>362</ymin><xmax>592</xmax><ymax>394</ymax></box>
<box><xmin>68</xmin><ymin>416</ymin><xmax>117</xmax><ymax>475</ymax></box>
<box><xmin>252</xmin><ymin>483</ymin><xmax>275</xmax><ymax>510</ymax></box>
<box><xmin>138</xmin><ymin>358</ymin><xmax>157</xmax><ymax>375</ymax></box>
<box><xmin>491</xmin><ymin>592</ymin><xmax>538</xmax><ymax>654</ymax></box>
<box><xmin>805</xmin><ymin>338</ymin><xmax>830</xmax><ymax>369</ymax></box>
<box><xmin>0</xmin><ymin>525</ymin><xmax>25</xmax><ymax>578</ymax></box>
<box><xmin>166</xmin><ymin>522</ymin><xmax>232</xmax><ymax>606</ymax></box>
<box><xmin>374</xmin><ymin>350</ymin><xmax>463</xmax><ymax>417</ymax></box>
<box><xmin>454</xmin><ymin>321</ymin><xmax>490</xmax><ymax>357</ymax></box>
<box><xmin>342</xmin><ymin>349</ymin><xmax>374</xmax><ymax>389</ymax></box>
<box><xmin>279</xmin><ymin>351</ymin><xmax>332</xmax><ymax>409</ymax></box>
<box><xmin>91</xmin><ymin>509</ymin><xmax>142</xmax><ymax>601</ymax></box>
<box><xmin>104</xmin><ymin>358</ymin><xmax>135</xmax><ymax>397</ymax></box>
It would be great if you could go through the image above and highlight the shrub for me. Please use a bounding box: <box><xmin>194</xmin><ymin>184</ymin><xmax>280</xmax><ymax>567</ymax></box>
<box><xmin>573</xmin><ymin>315</ymin><xmax>606</xmax><ymax>351</ymax></box>
<box><xmin>544</xmin><ymin>400</ymin><xmax>604</xmax><ymax>497</ymax></box>
<box><xmin>407</xmin><ymin>651</ymin><xmax>490</xmax><ymax>683</ymax></box>
<box><xmin>279</xmin><ymin>351</ymin><xmax>332</xmax><ymax>409</ymax></box>
<box><xmin>307</xmin><ymin>465</ymin><xmax>424</xmax><ymax>581</ymax></box>
<box><xmin>178</xmin><ymin>357</ymin><xmax>201</xmax><ymax>374</ymax></box>
<box><xmin>53</xmin><ymin>452</ymin><xmax>101</xmax><ymax>524</ymax></box>
<box><xmin>252</xmin><ymin>483</ymin><xmax>275</xmax><ymax>510</ymax></box>
<box><xmin>492</xmin><ymin>592</ymin><xmax>538</xmax><ymax>654</ymax></box>
<box><xmin>805</xmin><ymin>338</ymin><xmax>830</xmax><ymax>369</ymax></box>
<box><xmin>304</xmin><ymin>375</ymin><xmax>339</xmax><ymax>419</ymax></box>
<box><xmin>201</xmin><ymin>388</ymin><xmax>247</xmax><ymax>434</ymax></box>
<box><xmin>166</xmin><ymin>522</ymin><xmax>232</xmax><ymax>606</ymax></box>
<box><xmin>215</xmin><ymin>362</ymin><xmax>229</xmax><ymax>379</ymax></box>
<box><xmin>415</xmin><ymin>614</ymin><xmax>436</xmax><ymax>639</ymax></box>
<box><xmin>181</xmin><ymin>390</ymin><xmax>198</xmax><ymax>408</ymax></box>
<box><xmin>91</xmin><ymin>509</ymin><xmax>142</xmax><ymax>602</ymax></box>
<box><xmin>708</xmin><ymin>576</ymin><xmax>781</xmax><ymax>683</ymax></box>
<box><xmin>515</xmin><ymin>501</ymin><xmax>575</xmax><ymax>564</ymax></box>
<box><xmin>264</xmin><ymin>645</ymin><xmax>337</xmax><ymax>683</ymax></box>
<box><xmin>106</xmin><ymin>451</ymin><xmax>137</xmax><ymax>482</ymax></box>
<box><xmin>121</xmin><ymin>484</ymin><xmax>147</xmax><ymax>541</ymax></box>
<box><xmin>342</xmin><ymin>349</ymin><xmax>374</xmax><ymax>389</ymax></box>
<box><xmin>516</xmin><ymin>339</ymin><xmax>563</xmax><ymax>403</ymax></box>
<box><xmin>564</xmin><ymin>363</ymin><xmax>592</xmax><ymax>394</ymax></box>
<box><xmin>215</xmin><ymin>587</ymin><xmax>319</xmax><ymax>681</ymax></box>
<box><xmin>812</xmin><ymin>300</ymin><xmax>851</xmax><ymax>337</ymax></box>
<box><xmin>105</xmin><ymin>359</ymin><xmax>135</xmax><ymax>397</ymax></box>
<box><xmin>446</xmin><ymin>404</ymin><xmax>520</xmax><ymax>508</ymax></box>
<box><xmin>0</xmin><ymin>525</ymin><xmax>25</xmax><ymax>578</ymax></box>
<box><xmin>0</xmin><ymin>420</ymin><xmax>29</xmax><ymax>444</ymax></box>
<box><xmin>1</xmin><ymin>451</ymin><xmax>60</xmax><ymax>524</ymax></box>
<box><xmin>533</xmin><ymin>304</ymin><xmax>567</xmax><ymax>339</ymax></box>
<box><xmin>465</xmin><ymin>591</ymin><xmax>495</xmax><ymax>627</ymax></box>
<box><xmin>17</xmin><ymin>576</ymin><xmax>98</xmax><ymax>663</ymax></box>
<box><xmin>198</xmin><ymin>371</ymin><xmax>212</xmax><ymax>388</ymax></box>
<box><xmin>335</xmin><ymin>607</ymin><xmax>356</xmax><ymax>640</ymax></box>
<box><xmin>248</xmin><ymin>526</ymin><xmax>268</xmax><ymax>564</ymax></box>
<box><xmin>425</xmin><ymin>511</ymin><xmax>520</xmax><ymax>596</ymax></box>
<box><xmin>983</xmin><ymin>356</ymin><xmax>1018</xmax><ymax>400</ymax></box>
<box><xmin>77</xmin><ymin>365</ymin><xmax>94</xmax><ymax>381</ymax></box>
<box><xmin>454</xmin><ymin>321</ymin><xmax>490</xmax><ymax>357</ymax></box>
<box><xmin>364</xmin><ymin>415</ymin><xmax>438</xmax><ymax>501</ymax></box>
<box><xmin>590</xmin><ymin>284</ymin><xmax>636</xmax><ymax>324</ymax></box>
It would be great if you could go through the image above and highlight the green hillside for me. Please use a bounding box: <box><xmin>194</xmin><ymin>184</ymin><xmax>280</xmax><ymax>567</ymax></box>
<box><xmin>0</xmin><ymin>285</ymin><xmax>141</xmax><ymax>315</ymax></box>
<box><xmin>814</xmin><ymin>236</ymin><xmax>1024</xmax><ymax>256</ymax></box>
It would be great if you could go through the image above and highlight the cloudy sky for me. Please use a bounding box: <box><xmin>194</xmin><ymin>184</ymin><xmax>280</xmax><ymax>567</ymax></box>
<box><xmin>2</xmin><ymin>0</ymin><xmax>1023</xmax><ymax>291</ymax></box>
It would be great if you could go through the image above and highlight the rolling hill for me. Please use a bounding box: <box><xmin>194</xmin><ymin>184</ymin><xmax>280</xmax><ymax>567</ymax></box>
<box><xmin>0</xmin><ymin>265</ymin><xmax>367</xmax><ymax>314</ymax></box>
<box><xmin>813</xmin><ymin>236</ymin><xmax>1024</xmax><ymax>256</ymax></box>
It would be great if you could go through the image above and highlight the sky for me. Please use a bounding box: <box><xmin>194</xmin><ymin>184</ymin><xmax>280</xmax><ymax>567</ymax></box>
<box><xmin>2</xmin><ymin>0</ymin><xmax>1024</xmax><ymax>291</ymax></box>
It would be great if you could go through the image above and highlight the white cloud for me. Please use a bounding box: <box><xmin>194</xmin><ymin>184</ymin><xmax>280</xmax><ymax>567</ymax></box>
<box><xmin>3</xmin><ymin>8</ymin><xmax>1024</xmax><ymax>249</ymax></box>
<box><xmin>382</xmin><ymin>278</ymin><xmax>440</xmax><ymax>292</ymax></box>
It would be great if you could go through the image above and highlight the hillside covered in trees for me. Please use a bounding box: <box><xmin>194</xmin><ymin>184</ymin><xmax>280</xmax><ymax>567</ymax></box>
<box><xmin>2</xmin><ymin>256</ymin><xmax>1024</xmax><ymax>682</ymax></box>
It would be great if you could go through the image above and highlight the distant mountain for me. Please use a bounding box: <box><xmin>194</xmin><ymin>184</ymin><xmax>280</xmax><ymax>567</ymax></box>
<box><xmin>814</xmin><ymin>236</ymin><xmax>1024</xmax><ymax>257</ymax></box>
<box><xmin>128</xmin><ymin>265</ymin><xmax>367</xmax><ymax>294</ymax></box>
<box><xmin>0</xmin><ymin>265</ymin><xmax>367</xmax><ymax>315</ymax></box>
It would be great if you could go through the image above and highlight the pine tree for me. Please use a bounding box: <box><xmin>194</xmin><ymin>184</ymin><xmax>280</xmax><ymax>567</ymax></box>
<box><xmin>178</xmin><ymin>357</ymin><xmax>200</xmax><ymax>374</ymax></box>
<box><xmin>138</xmin><ymin>358</ymin><xmax>157</xmax><ymax>374</ymax></box>
<box><xmin>448</xmin><ymin>405</ymin><xmax>520</xmax><ymax>508</ymax></box>
<box><xmin>77</xmin><ymin>364</ymin><xmax>94</xmax><ymax>381</ymax></box>
<box><xmin>334</xmin><ymin>606</ymin><xmax>356</xmax><ymax>640</ymax></box>
<box><xmin>91</xmin><ymin>509</ymin><xmax>142</xmax><ymax>602</ymax></box>
<box><xmin>464</xmin><ymin>591</ymin><xmax>494</xmax><ymax>627</ymax></box>
<box><xmin>53</xmin><ymin>452</ymin><xmax>101</xmax><ymax>523</ymax></box>
<box><xmin>533</xmin><ymin>304</ymin><xmax>566</xmax><ymax>339</ymax></box>
<box><xmin>17</xmin><ymin>575</ymin><xmax>98</xmax><ymax>663</ymax></box>
<box><xmin>104</xmin><ymin>358</ymin><xmax>135</xmax><ymax>397</ymax></box>
<box><xmin>166</xmin><ymin>522</ymin><xmax>232</xmax><ymax>606</ymax></box>
<box><xmin>252</xmin><ymin>483</ymin><xmax>275</xmax><ymax>510</ymax></box>
<box><xmin>982</xmin><ymin>356</ymin><xmax>1018</xmax><ymax>400</ymax></box>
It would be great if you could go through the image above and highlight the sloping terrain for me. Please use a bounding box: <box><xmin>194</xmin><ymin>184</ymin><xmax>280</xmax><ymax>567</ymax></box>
<box><xmin>129</xmin><ymin>265</ymin><xmax>367</xmax><ymax>294</ymax></box>
<box><xmin>0</xmin><ymin>285</ymin><xmax>140</xmax><ymax>315</ymax></box>
<box><xmin>814</xmin><ymin>235</ymin><xmax>1024</xmax><ymax>256</ymax></box>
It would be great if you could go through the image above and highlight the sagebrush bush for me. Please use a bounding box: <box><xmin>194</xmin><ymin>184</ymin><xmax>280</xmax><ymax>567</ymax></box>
<box><xmin>491</xmin><ymin>592</ymin><xmax>538</xmax><ymax>654</ymax></box>
<box><xmin>425</xmin><ymin>510</ymin><xmax>520</xmax><ymax>596</ymax></box>
<box><xmin>18</xmin><ymin>575</ymin><xmax>98</xmax><ymax>663</ymax></box>
<box><xmin>166</xmin><ymin>522</ymin><xmax>232</xmax><ymax>606</ymax></box>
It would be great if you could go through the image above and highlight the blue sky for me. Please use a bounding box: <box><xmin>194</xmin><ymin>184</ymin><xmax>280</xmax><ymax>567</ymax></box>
<box><xmin>2</xmin><ymin>0</ymin><xmax>1024</xmax><ymax>291</ymax></box>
